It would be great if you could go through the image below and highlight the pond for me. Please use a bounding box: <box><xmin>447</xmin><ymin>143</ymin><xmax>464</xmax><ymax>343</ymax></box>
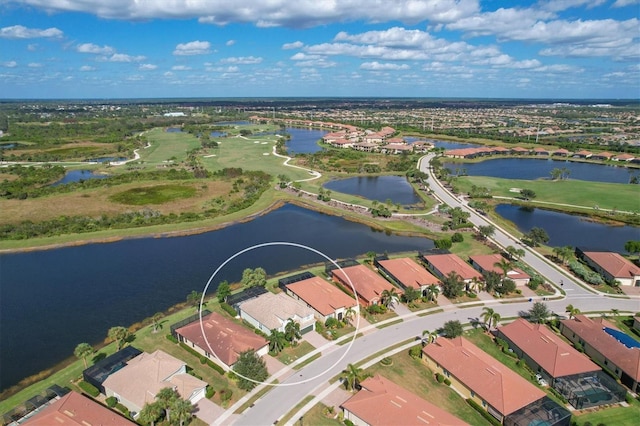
<box><xmin>324</xmin><ymin>175</ymin><xmax>422</xmax><ymax>206</ymax></box>
<box><xmin>441</xmin><ymin>158</ymin><xmax>637</xmax><ymax>184</ymax></box>
<box><xmin>50</xmin><ymin>170</ymin><xmax>109</xmax><ymax>186</ymax></box>
<box><xmin>0</xmin><ymin>203</ymin><xmax>432</xmax><ymax>391</ymax></box>
<box><xmin>0</xmin><ymin>143</ymin><xmax>16</xmax><ymax>149</ymax></box>
<box><xmin>495</xmin><ymin>204</ymin><xmax>640</xmax><ymax>252</ymax></box>
<box><xmin>284</xmin><ymin>127</ymin><xmax>328</xmax><ymax>154</ymax></box>
<box><xmin>165</xmin><ymin>127</ymin><xmax>183</xmax><ymax>133</ymax></box>
<box><xmin>87</xmin><ymin>156</ymin><xmax>127</xmax><ymax>163</ymax></box>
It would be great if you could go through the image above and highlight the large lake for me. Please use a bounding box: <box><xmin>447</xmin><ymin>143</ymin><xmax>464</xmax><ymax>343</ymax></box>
<box><xmin>0</xmin><ymin>204</ymin><xmax>431</xmax><ymax>391</ymax></box>
<box><xmin>442</xmin><ymin>158</ymin><xmax>636</xmax><ymax>184</ymax></box>
<box><xmin>324</xmin><ymin>176</ymin><xmax>422</xmax><ymax>206</ymax></box>
<box><xmin>495</xmin><ymin>204</ymin><xmax>640</xmax><ymax>252</ymax></box>
<box><xmin>284</xmin><ymin>127</ymin><xmax>328</xmax><ymax>154</ymax></box>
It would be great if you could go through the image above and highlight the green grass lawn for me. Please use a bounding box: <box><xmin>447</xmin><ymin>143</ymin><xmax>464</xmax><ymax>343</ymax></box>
<box><xmin>572</xmin><ymin>401</ymin><xmax>640</xmax><ymax>425</ymax></box>
<box><xmin>140</xmin><ymin>128</ymin><xmax>202</xmax><ymax>166</ymax></box>
<box><xmin>299</xmin><ymin>402</ymin><xmax>342</xmax><ymax>426</ymax></box>
<box><xmin>276</xmin><ymin>341</ymin><xmax>316</xmax><ymax>365</ymax></box>
<box><xmin>455</xmin><ymin>176</ymin><xmax>640</xmax><ymax>213</ymax></box>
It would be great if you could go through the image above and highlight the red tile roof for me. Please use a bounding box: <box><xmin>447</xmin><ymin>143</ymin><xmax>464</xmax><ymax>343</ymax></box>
<box><xmin>422</xmin><ymin>337</ymin><xmax>545</xmax><ymax>416</ymax></box>
<box><xmin>582</xmin><ymin>251</ymin><xmax>640</xmax><ymax>279</ymax></box>
<box><xmin>24</xmin><ymin>391</ymin><xmax>136</xmax><ymax>426</ymax></box>
<box><xmin>423</xmin><ymin>254</ymin><xmax>482</xmax><ymax>281</ymax></box>
<box><xmin>469</xmin><ymin>254</ymin><xmax>530</xmax><ymax>280</ymax></box>
<box><xmin>377</xmin><ymin>257</ymin><xmax>439</xmax><ymax>289</ymax></box>
<box><xmin>498</xmin><ymin>318</ymin><xmax>599</xmax><ymax>378</ymax></box>
<box><xmin>341</xmin><ymin>375</ymin><xmax>468</xmax><ymax>426</ymax></box>
<box><xmin>561</xmin><ymin>315</ymin><xmax>640</xmax><ymax>384</ymax></box>
<box><xmin>332</xmin><ymin>264</ymin><xmax>395</xmax><ymax>305</ymax></box>
<box><xmin>176</xmin><ymin>312</ymin><xmax>267</xmax><ymax>367</ymax></box>
<box><xmin>285</xmin><ymin>276</ymin><xmax>357</xmax><ymax>316</ymax></box>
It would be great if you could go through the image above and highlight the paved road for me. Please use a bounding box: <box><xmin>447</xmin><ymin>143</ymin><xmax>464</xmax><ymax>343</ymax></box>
<box><xmin>222</xmin><ymin>153</ymin><xmax>639</xmax><ymax>426</ymax></box>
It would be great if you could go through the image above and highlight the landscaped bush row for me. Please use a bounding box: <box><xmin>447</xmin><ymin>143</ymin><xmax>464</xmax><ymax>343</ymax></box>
<box><xmin>568</xmin><ymin>260</ymin><xmax>604</xmax><ymax>285</ymax></box>
<box><xmin>220</xmin><ymin>302</ymin><xmax>237</xmax><ymax>317</ymax></box>
<box><xmin>466</xmin><ymin>399</ymin><xmax>502</xmax><ymax>426</ymax></box>
<box><xmin>179</xmin><ymin>342</ymin><xmax>225</xmax><ymax>375</ymax></box>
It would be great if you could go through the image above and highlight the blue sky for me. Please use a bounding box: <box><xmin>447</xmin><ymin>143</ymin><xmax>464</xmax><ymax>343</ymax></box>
<box><xmin>0</xmin><ymin>0</ymin><xmax>638</xmax><ymax>99</ymax></box>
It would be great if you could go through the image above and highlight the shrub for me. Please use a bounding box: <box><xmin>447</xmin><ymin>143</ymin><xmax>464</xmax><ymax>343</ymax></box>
<box><xmin>548</xmin><ymin>387</ymin><xmax>568</xmax><ymax>404</ymax></box>
<box><xmin>206</xmin><ymin>386</ymin><xmax>215</xmax><ymax>399</ymax></box>
<box><xmin>434</xmin><ymin>238</ymin><xmax>452</xmax><ymax>249</ymax></box>
<box><xmin>220</xmin><ymin>302</ymin><xmax>237</xmax><ymax>317</ymax></box>
<box><xmin>451</xmin><ymin>233</ymin><xmax>464</xmax><ymax>243</ymax></box>
<box><xmin>179</xmin><ymin>342</ymin><xmax>225</xmax><ymax>374</ymax></box>
<box><xmin>466</xmin><ymin>399</ymin><xmax>502</xmax><ymax>426</ymax></box>
<box><xmin>409</xmin><ymin>345</ymin><xmax>422</xmax><ymax>359</ymax></box>
<box><xmin>166</xmin><ymin>333</ymin><xmax>178</xmax><ymax>344</ymax></box>
<box><xmin>115</xmin><ymin>403</ymin><xmax>130</xmax><ymax>417</ymax></box>
<box><xmin>344</xmin><ymin>420</ymin><xmax>355</xmax><ymax>426</ymax></box>
<box><xmin>105</xmin><ymin>396</ymin><xmax>117</xmax><ymax>407</ymax></box>
<box><xmin>200</xmin><ymin>356</ymin><xmax>207</xmax><ymax>364</ymax></box>
<box><xmin>443</xmin><ymin>378</ymin><xmax>451</xmax><ymax>386</ymax></box>
<box><xmin>78</xmin><ymin>380</ymin><xmax>99</xmax><ymax>397</ymax></box>
<box><xmin>626</xmin><ymin>392</ymin><xmax>634</xmax><ymax>404</ymax></box>
<box><xmin>436</xmin><ymin>373</ymin><xmax>445</xmax><ymax>383</ymax></box>
<box><xmin>220</xmin><ymin>388</ymin><xmax>233</xmax><ymax>402</ymax></box>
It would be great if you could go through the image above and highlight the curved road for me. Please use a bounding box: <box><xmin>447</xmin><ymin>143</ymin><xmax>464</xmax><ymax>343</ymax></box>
<box><xmin>222</xmin><ymin>153</ymin><xmax>639</xmax><ymax>426</ymax></box>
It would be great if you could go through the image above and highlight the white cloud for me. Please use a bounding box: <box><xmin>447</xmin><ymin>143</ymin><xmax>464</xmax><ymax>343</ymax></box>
<box><xmin>139</xmin><ymin>63</ymin><xmax>157</xmax><ymax>70</ymax></box>
<box><xmin>360</xmin><ymin>61</ymin><xmax>410</xmax><ymax>70</ymax></box>
<box><xmin>294</xmin><ymin>58</ymin><xmax>337</xmax><ymax>68</ymax></box>
<box><xmin>28</xmin><ymin>62</ymin><xmax>42</xmax><ymax>68</ymax></box>
<box><xmin>290</xmin><ymin>53</ymin><xmax>322</xmax><ymax>60</ymax></box>
<box><xmin>537</xmin><ymin>0</ymin><xmax>606</xmax><ymax>13</ymax></box>
<box><xmin>283</xmin><ymin>41</ymin><xmax>304</xmax><ymax>50</ymax></box>
<box><xmin>221</xmin><ymin>56</ymin><xmax>263</xmax><ymax>64</ymax></box>
<box><xmin>100</xmin><ymin>53</ymin><xmax>146</xmax><ymax>62</ymax></box>
<box><xmin>80</xmin><ymin>65</ymin><xmax>95</xmax><ymax>71</ymax></box>
<box><xmin>2</xmin><ymin>61</ymin><xmax>18</xmax><ymax>68</ymax></box>
<box><xmin>76</xmin><ymin>43</ymin><xmax>115</xmax><ymax>55</ymax></box>
<box><xmin>613</xmin><ymin>0</ymin><xmax>640</xmax><ymax>6</ymax></box>
<box><xmin>171</xmin><ymin>65</ymin><xmax>191</xmax><ymax>71</ymax></box>
<box><xmin>0</xmin><ymin>25</ymin><xmax>63</xmax><ymax>39</ymax></box>
<box><xmin>226</xmin><ymin>39</ymin><xmax>235</xmax><ymax>46</ymax></box>
<box><xmin>173</xmin><ymin>40</ymin><xmax>211</xmax><ymax>56</ymax></box>
<box><xmin>27</xmin><ymin>43</ymin><xmax>38</xmax><ymax>51</ymax></box>
<box><xmin>9</xmin><ymin>0</ymin><xmax>479</xmax><ymax>27</ymax></box>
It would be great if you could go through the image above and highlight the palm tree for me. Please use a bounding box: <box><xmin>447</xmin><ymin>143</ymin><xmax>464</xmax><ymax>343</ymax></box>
<box><xmin>493</xmin><ymin>258</ymin><xmax>512</xmax><ymax>279</ymax></box>
<box><xmin>481</xmin><ymin>307</ymin><xmax>501</xmax><ymax>330</ymax></box>
<box><xmin>284</xmin><ymin>319</ymin><xmax>301</xmax><ymax>345</ymax></box>
<box><xmin>267</xmin><ymin>329</ymin><xmax>287</xmax><ymax>354</ymax></box>
<box><xmin>74</xmin><ymin>343</ymin><xmax>93</xmax><ymax>369</ymax></box>
<box><xmin>171</xmin><ymin>398</ymin><xmax>194</xmax><ymax>426</ymax></box>
<box><xmin>139</xmin><ymin>401</ymin><xmax>163</xmax><ymax>426</ymax></box>
<box><xmin>107</xmin><ymin>326</ymin><xmax>131</xmax><ymax>350</ymax></box>
<box><xmin>342</xmin><ymin>363</ymin><xmax>370</xmax><ymax>392</ymax></box>
<box><xmin>425</xmin><ymin>284</ymin><xmax>440</xmax><ymax>303</ymax></box>
<box><xmin>421</xmin><ymin>329</ymin><xmax>438</xmax><ymax>346</ymax></box>
<box><xmin>344</xmin><ymin>306</ymin><xmax>356</xmax><ymax>325</ymax></box>
<box><xmin>565</xmin><ymin>304</ymin><xmax>580</xmax><ymax>319</ymax></box>
<box><xmin>366</xmin><ymin>251</ymin><xmax>377</xmax><ymax>265</ymax></box>
<box><xmin>381</xmin><ymin>288</ymin><xmax>399</xmax><ymax>308</ymax></box>
<box><xmin>610</xmin><ymin>308</ymin><xmax>620</xmax><ymax>317</ymax></box>
<box><xmin>151</xmin><ymin>312</ymin><xmax>163</xmax><ymax>333</ymax></box>
<box><xmin>155</xmin><ymin>388</ymin><xmax>178</xmax><ymax>424</ymax></box>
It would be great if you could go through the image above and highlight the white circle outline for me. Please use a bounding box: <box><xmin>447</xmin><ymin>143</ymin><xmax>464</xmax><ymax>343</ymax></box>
<box><xmin>199</xmin><ymin>241</ymin><xmax>361</xmax><ymax>387</ymax></box>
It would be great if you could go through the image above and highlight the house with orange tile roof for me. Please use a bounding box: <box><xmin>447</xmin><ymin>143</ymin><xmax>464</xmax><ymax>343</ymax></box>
<box><xmin>341</xmin><ymin>375</ymin><xmax>468</xmax><ymax>426</ymax></box>
<box><xmin>552</xmin><ymin>148</ymin><xmax>572</xmax><ymax>157</ymax></box>
<box><xmin>375</xmin><ymin>257</ymin><xmax>439</xmax><ymax>296</ymax></box>
<box><xmin>421</xmin><ymin>337</ymin><xmax>569</xmax><ymax>424</ymax></box>
<box><xmin>102</xmin><ymin>350</ymin><xmax>206</xmax><ymax>419</ymax></box>
<box><xmin>496</xmin><ymin>319</ymin><xmax>625</xmax><ymax>409</ymax></box>
<box><xmin>511</xmin><ymin>146</ymin><xmax>530</xmax><ymax>155</ymax></box>
<box><xmin>239</xmin><ymin>291</ymin><xmax>315</xmax><ymax>335</ymax></box>
<box><xmin>533</xmin><ymin>147</ymin><xmax>550</xmax><ymax>156</ymax></box>
<box><xmin>422</xmin><ymin>253</ymin><xmax>482</xmax><ymax>284</ymax></box>
<box><xmin>175</xmin><ymin>311</ymin><xmax>268</xmax><ymax>369</ymax></box>
<box><xmin>469</xmin><ymin>254</ymin><xmax>530</xmax><ymax>286</ymax></box>
<box><xmin>578</xmin><ymin>250</ymin><xmax>640</xmax><ymax>287</ymax></box>
<box><xmin>573</xmin><ymin>150</ymin><xmax>592</xmax><ymax>158</ymax></box>
<box><xmin>23</xmin><ymin>391</ymin><xmax>136</xmax><ymax>426</ymax></box>
<box><xmin>560</xmin><ymin>315</ymin><xmax>640</xmax><ymax>393</ymax></box>
<box><xmin>331</xmin><ymin>264</ymin><xmax>396</xmax><ymax>307</ymax></box>
<box><xmin>285</xmin><ymin>276</ymin><xmax>358</xmax><ymax>322</ymax></box>
<box><xmin>590</xmin><ymin>151</ymin><xmax>614</xmax><ymax>160</ymax></box>
<box><xmin>612</xmin><ymin>153</ymin><xmax>635</xmax><ymax>162</ymax></box>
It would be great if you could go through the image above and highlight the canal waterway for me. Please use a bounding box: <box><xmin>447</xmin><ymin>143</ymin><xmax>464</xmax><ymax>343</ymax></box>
<box><xmin>441</xmin><ymin>158</ymin><xmax>636</xmax><ymax>184</ymax></box>
<box><xmin>495</xmin><ymin>204</ymin><xmax>640</xmax><ymax>252</ymax></box>
<box><xmin>0</xmin><ymin>204</ymin><xmax>432</xmax><ymax>391</ymax></box>
<box><xmin>324</xmin><ymin>176</ymin><xmax>422</xmax><ymax>206</ymax></box>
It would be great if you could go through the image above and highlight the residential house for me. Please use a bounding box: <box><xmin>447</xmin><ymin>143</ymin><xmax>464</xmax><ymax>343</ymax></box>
<box><xmin>533</xmin><ymin>147</ymin><xmax>550</xmax><ymax>156</ymax></box>
<box><xmin>469</xmin><ymin>254</ymin><xmax>530</xmax><ymax>286</ymax></box>
<box><xmin>331</xmin><ymin>264</ymin><xmax>396</xmax><ymax>307</ymax></box>
<box><xmin>422</xmin><ymin>337</ymin><xmax>569</xmax><ymax>425</ymax></box>
<box><xmin>175</xmin><ymin>311</ymin><xmax>268</xmax><ymax>369</ymax></box>
<box><xmin>341</xmin><ymin>375</ymin><xmax>468</xmax><ymax>426</ymax></box>
<box><xmin>23</xmin><ymin>391</ymin><xmax>136</xmax><ymax>426</ymax></box>
<box><xmin>411</xmin><ymin>141</ymin><xmax>433</xmax><ymax>153</ymax></box>
<box><xmin>285</xmin><ymin>276</ymin><xmax>358</xmax><ymax>323</ymax></box>
<box><xmin>577</xmin><ymin>250</ymin><xmax>640</xmax><ymax>287</ymax></box>
<box><xmin>560</xmin><ymin>315</ymin><xmax>640</xmax><ymax>392</ymax></box>
<box><xmin>375</xmin><ymin>257</ymin><xmax>439</xmax><ymax>296</ymax></box>
<box><xmin>573</xmin><ymin>150</ymin><xmax>593</xmax><ymax>159</ymax></box>
<box><xmin>380</xmin><ymin>143</ymin><xmax>412</xmax><ymax>154</ymax></box>
<box><xmin>422</xmin><ymin>253</ymin><xmax>482</xmax><ymax>284</ymax></box>
<box><xmin>496</xmin><ymin>318</ymin><xmax>625</xmax><ymax>408</ymax></box>
<box><xmin>239</xmin><ymin>291</ymin><xmax>315</xmax><ymax>335</ymax></box>
<box><xmin>591</xmin><ymin>151</ymin><xmax>614</xmax><ymax>161</ymax></box>
<box><xmin>552</xmin><ymin>148</ymin><xmax>571</xmax><ymax>157</ymax></box>
<box><xmin>102</xmin><ymin>350</ymin><xmax>207</xmax><ymax>419</ymax></box>
<box><xmin>511</xmin><ymin>146</ymin><xmax>530</xmax><ymax>155</ymax></box>
<box><xmin>612</xmin><ymin>153</ymin><xmax>635</xmax><ymax>162</ymax></box>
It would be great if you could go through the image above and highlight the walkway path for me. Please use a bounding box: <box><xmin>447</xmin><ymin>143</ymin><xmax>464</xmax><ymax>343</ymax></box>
<box><xmin>492</xmin><ymin>195</ymin><xmax>635</xmax><ymax>215</ymax></box>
